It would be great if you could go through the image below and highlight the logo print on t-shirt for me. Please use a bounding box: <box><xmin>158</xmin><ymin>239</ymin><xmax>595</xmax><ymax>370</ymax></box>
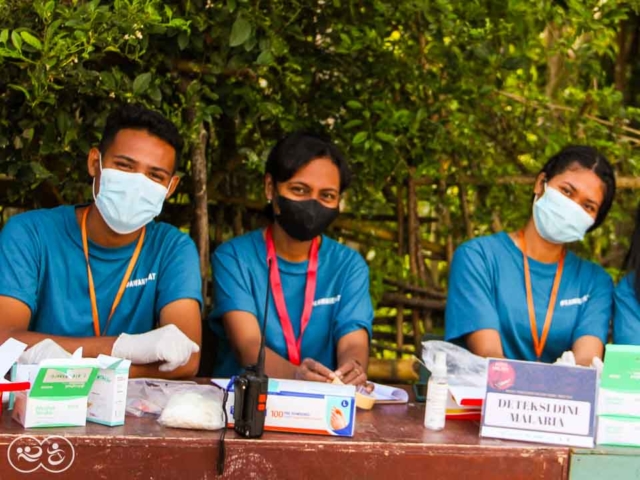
<box><xmin>559</xmin><ymin>295</ymin><xmax>589</xmax><ymax>307</ymax></box>
<box><xmin>126</xmin><ymin>272</ymin><xmax>157</xmax><ymax>289</ymax></box>
<box><xmin>313</xmin><ymin>295</ymin><xmax>341</xmax><ymax>307</ymax></box>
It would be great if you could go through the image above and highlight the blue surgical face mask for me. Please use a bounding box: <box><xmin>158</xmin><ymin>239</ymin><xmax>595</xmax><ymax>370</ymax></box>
<box><xmin>93</xmin><ymin>154</ymin><xmax>172</xmax><ymax>234</ymax></box>
<box><xmin>532</xmin><ymin>183</ymin><xmax>595</xmax><ymax>244</ymax></box>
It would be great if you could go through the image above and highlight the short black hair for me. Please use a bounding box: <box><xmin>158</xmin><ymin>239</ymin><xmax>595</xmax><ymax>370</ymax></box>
<box><xmin>99</xmin><ymin>103</ymin><xmax>183</xmax><ymax>170</ymax></box>
<box><xmin>538</xmin><ymin>145</ymin><xmax>616</xmax><ymax>231</ymax></box>
<box><xmin>265</xmin><ymin>131</ymin><xmax>352</xmax><ymax>192</ymax></box>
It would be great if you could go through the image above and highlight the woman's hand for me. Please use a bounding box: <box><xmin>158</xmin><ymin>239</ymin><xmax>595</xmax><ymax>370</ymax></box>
<box><xmin>334</xmin><ymin>359</ymin><xmax>372</xmax><ymax>391</ymax></box>
<box><xmin>294</xmin><ymin>358</ymin><xmax>336</xmax><ymax>382</ymax></box>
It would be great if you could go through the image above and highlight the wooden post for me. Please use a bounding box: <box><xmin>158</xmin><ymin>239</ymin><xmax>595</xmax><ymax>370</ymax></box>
<box><xmin>395</xmin><ymin>181</ymin><xmax>406</xmax><ymax>358</ymax></box>
<box><xmin>189</xmin><ymin>119</ymin><xmax>210</xmax><ymax>305</ymax></box>
<box><xmin>397</xmin><ymin>182</ymin><xmax>405</xmax><ymax>257</ymax></box>
<box><xmin>407</xmin><ymin>172</ymin><xmax>424</xmax><ymax>352</ymax></box>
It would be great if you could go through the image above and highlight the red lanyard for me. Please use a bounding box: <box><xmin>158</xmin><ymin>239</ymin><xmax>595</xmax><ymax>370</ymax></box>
<box><xmin>265</xmin><ymin>225</ymin><xmax>319</xmax><ymax>365</ymax></box>
<box><xmin>82</xmin><ymin>206</ymin><xmax>145</xmax><ymax>336</ymax></box>
<box><xmin>519</xmin><ymin>230</ymin><xmax>565</xmax><ymax>359</ymax></box>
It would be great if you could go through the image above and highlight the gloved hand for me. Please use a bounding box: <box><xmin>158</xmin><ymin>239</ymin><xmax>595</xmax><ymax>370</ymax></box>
<box><xmin>591</xmin><ymin>356</ymin><xmax>604</xmax><ymax>375</ymax></box>
<box><xmin>19</xmin><ymin>339</ymin><xmax>72</xmax><ymax>364</ymax></box>
<box><xmin>111</xmin><ymin>324</ymin><xmax>199</xmax><ymax>372</ymax></box>
<box><xmin>554</xmin><ymin>350</ymin><xmax>576</xmax><ymax>365</ymax></box>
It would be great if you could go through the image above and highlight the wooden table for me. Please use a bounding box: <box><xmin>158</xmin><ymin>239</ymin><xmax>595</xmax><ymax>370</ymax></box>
<box><xmin>0</xmin><ymin>398</ymin><xmax>569</xmax><ymax>480</ymax></box>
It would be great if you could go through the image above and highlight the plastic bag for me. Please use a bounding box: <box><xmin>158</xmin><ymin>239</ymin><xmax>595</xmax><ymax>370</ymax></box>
<box><xmin>158</xmin><ymin>385</ymin><xmax>225</xmax><ymax>431</ymax></box>
<box><xmin>18</xmin><ymin>339</ymin><xmax>72</xmax><ymax>364</ymax></box>
<box><xmin>422</xmin><ymin>340</ymin><xmax>487</xmax><ymax>388</ymax></box>
<box><xmin>126</xmin><ymin>378</ymin><xmax>197</xmax><ymax>417</ymax></box>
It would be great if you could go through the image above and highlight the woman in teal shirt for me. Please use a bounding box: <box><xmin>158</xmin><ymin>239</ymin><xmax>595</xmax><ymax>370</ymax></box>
<box><xmin>209</xmin><ymin>132</ymin><xmax>374</xmax><ymax>386</ymax></box>
<box><xmin>445</xmin><ymin>146</ymin><xmax>616</xmax><ymax>365</ymax></box>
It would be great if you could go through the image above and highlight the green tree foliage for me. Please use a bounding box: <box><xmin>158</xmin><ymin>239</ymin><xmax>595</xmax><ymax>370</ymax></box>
<box><xmin>2</xmin><ymin>0</ymin><xmax>640</xmax><ymax>306</ymax></box>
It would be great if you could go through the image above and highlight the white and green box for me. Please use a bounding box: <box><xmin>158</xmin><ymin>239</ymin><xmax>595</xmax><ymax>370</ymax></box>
<box><xmin>87</xmin><ymin>355</ymin><xmax>131</xmax><ymax>426</ymax></box>
<box><xmin>12</xmin><ymin>359</ymin><xmax>99</xmax><ymax>428</ymax></box>
<box><xmin>597</xmin><ymin>415</ymin><xmax>640</xmax><ymax>447</ymax></box>
<box><xmin>598</xmin><ymin>345</ymin><xmax>640</xmax><ymax>418</ymax></box>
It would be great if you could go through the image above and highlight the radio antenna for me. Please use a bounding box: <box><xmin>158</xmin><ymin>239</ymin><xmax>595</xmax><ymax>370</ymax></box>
<box><xmin>256</xmin><ymin>258</ymin><xmax>272</xmax><ymax>376</ymax></box>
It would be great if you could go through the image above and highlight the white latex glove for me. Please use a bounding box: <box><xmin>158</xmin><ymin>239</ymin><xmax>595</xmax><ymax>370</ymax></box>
<box><xmin>590</xmin><ymin>356</ymin><xmax>604</xmax><ymax>375</ymax></box>
<box><xmin>18</xmin><ymin>339</ymin><xmax>72</xmax><ymax>364</ymax></box>
<box><xmin>111</xmin><ymin>324</ymin><xmax>199</xmax><ymax>372</ymax></box>
<box><xmin>554</xmin><ymin>350</ymin><xmax>576</xmax><ymax>366</ymax></box>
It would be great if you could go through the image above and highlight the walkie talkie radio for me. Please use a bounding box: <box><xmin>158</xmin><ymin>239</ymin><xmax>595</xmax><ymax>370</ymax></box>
<box><xmin>233</xmin><ymin>259</ymin><xmax>271</xmax><ymax>438</ymax></box>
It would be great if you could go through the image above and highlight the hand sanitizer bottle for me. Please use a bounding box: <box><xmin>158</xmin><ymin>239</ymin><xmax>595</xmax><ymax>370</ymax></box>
<box><xmin>424</xmin><ymin>351</ymin><xmax>448</xmax><ymax>431</ymax></box>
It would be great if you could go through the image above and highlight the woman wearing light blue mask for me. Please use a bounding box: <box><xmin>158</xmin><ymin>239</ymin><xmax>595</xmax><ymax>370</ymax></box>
<box><xmin>445</xmin><ymin>146</ymin><xmax>616</xmax><ymax>366</ymax></box>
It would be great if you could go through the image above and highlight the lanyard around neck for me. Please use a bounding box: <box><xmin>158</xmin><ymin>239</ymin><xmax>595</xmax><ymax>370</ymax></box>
<box><xmin>265</xmin><ymin>225</ymin><xmax>319</xmax><ymax>366</ymax></box>
<box><xmin>519</xmin><ymin>230</ymin><xmax>565</xmax><ymax>359</ymax></box>
<box><xmin>81</xmin><ymin>206</ymin><xmax>145</xmax><ymax>336</ymax></box>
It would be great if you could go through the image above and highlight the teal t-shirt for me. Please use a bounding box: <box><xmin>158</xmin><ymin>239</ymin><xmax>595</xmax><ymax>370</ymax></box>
<box><xmin>209</xmin><ymin>229</ymin><xmax>374</xmax><ymax>376</ymax></box>
<box><xmin>0</xmin><ymin>205</ymin><xmax>203</xmax><ymax>336</ymax></box>
<box><xmin>445</xmin><ymin>232</ymin><xmax>613</xmax><ymax>362</ymax></box>
<box><xmin>613</xmin><ymin>273</ymin><xmax>640</xmax><ymax>345</ymax></box>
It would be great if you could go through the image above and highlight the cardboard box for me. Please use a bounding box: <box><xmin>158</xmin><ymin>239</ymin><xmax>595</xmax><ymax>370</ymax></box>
<box><xmin>597</xmin><ymin>415</ymin><xmax>640</xmax><ymax>447</ymax></box>
<box><xmin>9</xmin><ymin>363</ymin><xmax>41</xmax><ymax>409</ymax></box>
<box><xmin>598</xmin><ymin>344</ymin><xmax>640</xmax><ymax>418</ymax></box>
<box><xmin>87</xmin><ymin>355</ymin><xmax>131</xmax><ymax>426</ymax></box>
<box><xmin>12</xmin><ymin>359</ymin><xmax>99</xmax><ymax>428</ymax></box>
<box><xmin>215</xmin><ymin>378</ymin><xmax>356</xmax><ymax>437</ymax></box>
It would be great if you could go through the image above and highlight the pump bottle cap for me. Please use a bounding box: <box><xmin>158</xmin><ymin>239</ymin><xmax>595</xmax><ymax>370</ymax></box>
<box><xmin>433</xmin><ymin>351</ymin><xmax>447</xmax><ymax>377</ymax></box>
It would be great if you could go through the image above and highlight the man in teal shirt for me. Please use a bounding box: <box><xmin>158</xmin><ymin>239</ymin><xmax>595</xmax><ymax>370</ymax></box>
<box><xmin>0</xmin><ymin>104</ymin><xmax>202</xmax><ymax>378</ymax></box>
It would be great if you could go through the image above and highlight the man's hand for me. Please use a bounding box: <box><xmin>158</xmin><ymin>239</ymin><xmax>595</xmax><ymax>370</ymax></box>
<box><xmin>294</xmin><ymin>358</ymin><xmax>336</xmax><ymax>383</ymax></box>
<box><xmin>111</xmin><ymin>324</ymin><xmax>199</xmax><ymax>372</ymax></box>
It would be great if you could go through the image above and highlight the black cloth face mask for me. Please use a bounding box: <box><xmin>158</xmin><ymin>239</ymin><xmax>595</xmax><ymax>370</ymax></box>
<box><xmin>274</xmin><ymin>195</ymin><xmax>339</xmax><ymax>241</ymax></box>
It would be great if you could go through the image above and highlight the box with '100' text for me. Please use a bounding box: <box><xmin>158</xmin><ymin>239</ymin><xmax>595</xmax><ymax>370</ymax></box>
<box><xmin>215</xmin><ymin>378</ymin><xmax>356</xmax><ymax>437</ymax></box>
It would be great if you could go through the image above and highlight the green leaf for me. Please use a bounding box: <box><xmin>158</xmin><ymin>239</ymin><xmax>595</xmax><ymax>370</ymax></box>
<box><xmin>11</xmin><ymin>31</ymin><xmax>22</xmax><ymax>51</ymax></box>
<box><xmin>20</xmin><ymin>31</ymin><xmax>43</xmax><ymax>51</ymax></box>
<box><xmin>133</xmin><ymin>72</ymin><xmax>152</xmax><ymax>95</ymax></box>
<box><xmin>0</xmin><ymin>47</ymin><xmax>23</xmax><ymax>59</ymax></box>
<box><xmin>30</xmin><ymin>162</ymin><xmax>52</xmax><ymax>179</ymax></box>
<box><xmin>22</xmin><ymin>127</ymin><xmax>34</xmax><ymax>141</ymax></box>
<box><xmin>352</xmin><ymin>131</ymin><xmax>368</xmax><ymax>145</ymax></box>
<box><xmin>229</xmin><ymin>17</ymin><xmax>252</xmax><ymax>47</ymax></box>
<box><xmin>177</xmin><ymin>32</ymin><xmax>189</xmax><ymax>51</ymax></box>
<box><xmin>375</xmin><ymin>131</ymin><xmax>396</xmax><ymax>144</ymax></box>
<box><xmin>256</xmin><ymin>50</ymin><xmax>274</xmax><ymax>65</ymax></box>
<box><xmin>227</xmin><ymin>0</ymin><xmax>237</xmax><ymax>12</ymax></box>
<box><xmin>343</xmin><ymin>119</ymin><xmax>363</xmax><ymax>129</ymax></box>
<box><xmin>44</xmin><ymin>0</ymin><xmax>55</xmax><ymax>16</ymax></box>
<box><xmin>8</xmin><ymin>84</ymin><xmax>30</xmax><ymax>100</ymax></box>
<box><xmin>0</xmin><ymin>30</ymin><xmax>8</xmax><ymax>44</ymax></box>
<box><xmin>346</xmin><ymin>100</ymin><xmax>363</xmax><ymax>109</ymax></box>
<box><xmin>149</xmin><ymin>86</ymin><xmax>162</xmax><ymax>103</ymax></box>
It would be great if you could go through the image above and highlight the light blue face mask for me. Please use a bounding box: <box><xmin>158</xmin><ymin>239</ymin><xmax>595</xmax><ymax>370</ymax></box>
<box><xmin>532</xmin><ymin>183</ymin><xmax>595</xmax><ymax>244</ymax></box>
<box><xmin>93</xmin><ymin>154</ymin><xmax>172</xmax><ymax>234</ymax></box>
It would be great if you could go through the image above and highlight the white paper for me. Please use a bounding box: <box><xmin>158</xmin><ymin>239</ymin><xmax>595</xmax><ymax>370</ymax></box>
<box><xmin>0</xmin><ymin>338</ymin><xmax>27</xmax><ymax>378</ymax></box>
<box><xmin>369</xmin><ymin>382</ymin><xmax>409</xmax><ymax>403</ymax></box>
<box><xmin>211</xmin><ymin>378</ymin><xmax>230</xmax><ymax>389</ymax></box>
